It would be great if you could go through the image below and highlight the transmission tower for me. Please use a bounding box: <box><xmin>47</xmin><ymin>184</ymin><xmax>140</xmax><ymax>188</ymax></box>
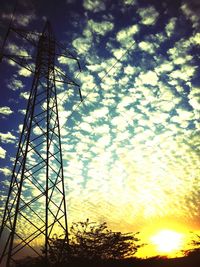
<box><xmin>0</xmin><ymin>21</ymin><xmax>81</xmax><ymax>267</ymax></box>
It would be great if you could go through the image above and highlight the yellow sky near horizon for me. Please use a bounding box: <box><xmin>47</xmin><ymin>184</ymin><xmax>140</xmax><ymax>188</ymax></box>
<box><xmin>134</xmin><ymin>218</ymin><xmax>200</xmax><ymax>258</ymax></box>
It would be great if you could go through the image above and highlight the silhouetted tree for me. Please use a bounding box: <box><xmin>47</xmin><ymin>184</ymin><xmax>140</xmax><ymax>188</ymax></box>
<box><xmin>15</xmin><ymin>219</ymin><xmax>143</xmax><ymax>266</ymax></box>
<box><xmin>183</xmin><ymin>233</ymin><xmax>200</xmax><ymax>257</ymax></box>
<box><xmin>49</xmin><ymin>219</ymin><xmax>143</xmax><ymax>263</ymax></box>
<box><xmin>191</xmin><ymin>234</ymin><xmax>200</xmax><ymax>248</ymax></box>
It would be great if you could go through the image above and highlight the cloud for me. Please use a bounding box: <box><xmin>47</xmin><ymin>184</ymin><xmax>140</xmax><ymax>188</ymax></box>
<box><xmin>4</xmin><ymin>43</ymin><xmax>33</xmax><ymax>76</ymax></box>
<box><xmin>0</xmin><ymin>0</ymin><xmax>199</xmax><ymax>238</ymax></box>
<box><xmin>6</xmin><ymin>43</ymin><xmax>29</xmax><ymax>57</ymax></box>
<box><xmin>169</xmin><ymin>66</ymin><xmax>196</xmax><ymax>82</ymax></box>
<box><xmin>59</xmin><ymin>54</ymin><xmax>200</xmax><ymax>225</ymax></box>
<box><xmin>138</xmin><ymin>41</ymin><xmax>157</xmax><ymax>54</ymax></box>
<box><xmin>7</xmin><ymin>77</ymin><xmax>24</xmax><ymax>91</ymax></box>
<box><xmin>135</xmin><ymin>70</ymin><xmax>159</xmax><ymax>86</ymax></box>
<box><xmin>138</xmin><ymin>6</ymin><xmax>159</xmax><ymax>26</ymax></box>
<box><xmin>18</xmin><ymin>68</ymin><xmax>32</xmax><ymax>77</ymax></box>
<box><xmin>78</xmin><ymin>71</ymin><xmax>96</xmax><ymax>93</ymax></box>
<box><xmin>0</xmin><ymin>106</ymin><xmax>13</xmax><ymax>116</ymax></box>
<box><xmin>72</xmin><ymin>37</ymin><xmax>92</xmax><ymax>54</ymax></box>
<box><xmin>89</xmin><ymin>106</ymin><xmax>109</xmax><ymax>119</ymax></box>
<box><xmin>167</xmin><ymin>39</ymin><xmax>191</xmax><ymax>61</ymax></box>
<box><xmin>0</xmin><ymin>146</ymin><xmax>6</xmax><ymax>159</ymax></box>
<box><xmin>124</xmin><ymin>65</ymin><xmax>137</xmax><ymax>75</ymax></box>
<box><xmin>88</xmin><ymin>57</ymin><xmax>122</xmax><ymax>78</ymax></box>
<box><xmin>20</xmin><ymin>92</ymin><xmax>29</xmax><ymax>100</ymax></box>
<box><xmin>83</xmin><ymin>0</ymin><xmax>106</xmax><ymax>12</ymax></box>
<box><xmin>192</xmin><ymin>32</ymin><xmax>200</xmax><ymax>45</ymax></box>
<box><xmin>176</xmin><ymin>108</ymin><xmax>194</xmax><ymax>121</ymax></box>
<box><xmin>165</xmin><ymin>17</ymin><xmax>177</xmax><ymax>37</ymax></box>
<box><xmin>155</xmin><ymin>61</ymin><xmax>174</xmax><ymax>73</ymax></box>
<box><xmin>0</xmin><ymin>132</ymin><xmax>16</xmax><ymax>144</ymax></box>
<box><xmin>18</xmin><ymin>124</ymin><xmax>23</xmax><ymax>133</ymax></box>
<box><xmin>1</xmin><ymin>12</ymin><xmax>36</xmax><ymax>27</ymax></box>
<box><xmin>77</xmin><ymin>122</ymin><xmax>93</xmax><ymax>133</ymax></box>
<box><xmin>111</xmin><ymin>47</ymin><xmax>127</xmax><ymax>60</ymax></box>
<box><xmin>64</xmin><ymin>116</ymin><xmax>200</xmax><ymax>225</ymax></box>
<box><xmin>123</xmin><ymin>0</ymin><xmax>137</xmax><ymax>5</ymax></box>
<box><xmin>173</xmin><ymin>55</ymin><xmax>193</xmax><ymax>65</ymax></box>
<box><xmin>0</xmin><ymin>167</ymin><xmax>11</xmax><ymax>176</ymax></box>
<box><xmin>188</xmin><ymin>87</ymin><xmax>200</xmax><ymax>111</ymax></box>
<box><xmin>116</xmin><ymin>25</ymin><xmax>139</xmax><ymax>47</ymax></box>
<box><xmin>15</xmin><ymin>13</ymin><xmax>36</xmax><ymax>27</ymax></box>
<box><xmin>181</xmin><ymin>0</ymin><xmax>200</xmax><ymax>28</ymax></box>
<box><xmin>18</xmin><ymin>109</ymin><xmax>26</xmax><ymax>115</ymax></box>
<box><xmin>100</xmin><ymin>76</ymin><xmax>117</xmax><ymax>92</ymax></box>
<box><xmin>88</xmin><ymin>19</ymin><xmax>114</xmax><ymax>35</ymax></box>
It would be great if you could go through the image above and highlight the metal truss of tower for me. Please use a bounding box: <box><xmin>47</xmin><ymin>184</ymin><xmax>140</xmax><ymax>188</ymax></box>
<box><xmin>0</xmin><ymin>21</ymin><xmax>81</xmax><ymax>267</ymax></box>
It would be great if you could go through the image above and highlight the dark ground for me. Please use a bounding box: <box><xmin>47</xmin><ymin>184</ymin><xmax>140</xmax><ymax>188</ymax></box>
<box><xmin>15</xmin><ymin>251</ymin><xmax>200</xmax><ymax>267</ymax></box>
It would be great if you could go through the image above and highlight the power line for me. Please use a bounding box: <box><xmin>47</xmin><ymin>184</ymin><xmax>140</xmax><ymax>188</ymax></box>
<box><xmin>0</xmin><ymin>0</ymin><xmax>18</xmax><ymax>60</ymax></box>
<box><xmin>59</xmin><ymin>40</ymin><xmax>136</xmax><ymax>131</ymax></box>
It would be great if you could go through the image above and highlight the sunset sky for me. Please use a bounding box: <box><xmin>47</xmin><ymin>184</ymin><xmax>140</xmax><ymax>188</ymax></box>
<box><xmin>0</xmin><ymin>0</ymin><xmax>200</xmax><ymax>258</ymax></box>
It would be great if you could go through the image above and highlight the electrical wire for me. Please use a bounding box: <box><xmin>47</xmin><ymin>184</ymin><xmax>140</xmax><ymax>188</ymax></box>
<box><xmin>59</xmin><ymin>40</ymin><xmax>136</xmax><ymax>131</ymax></box>
<box><xmin>0</xmin><ymin>0</ymin><xmax>18</xmax><ymax>57</ymax></box>
<box><xmin>1</xmin><ymin>0</ymin><xmax>136</xmax><ymax>134</ymax></box>
<box><xmin>2</xmin><ymin>1</ymin><xmax>137</xmax><ymax>164</ymax></box>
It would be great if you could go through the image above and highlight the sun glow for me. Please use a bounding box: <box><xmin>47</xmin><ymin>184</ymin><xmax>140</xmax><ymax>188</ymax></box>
<box><xmin>151</xmin><ymin>230</ymin><xmax>183</xmax><ymax>254</ymax></box>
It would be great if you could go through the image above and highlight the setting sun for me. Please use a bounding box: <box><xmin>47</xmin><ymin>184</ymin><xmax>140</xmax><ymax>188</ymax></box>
<box><xmin>151</xmin><ymin>230</ymin><xmax>183</xmax><ymax>254</ymax></box>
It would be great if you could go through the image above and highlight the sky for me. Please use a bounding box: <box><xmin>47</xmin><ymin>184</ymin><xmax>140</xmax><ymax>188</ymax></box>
<box><xmin>0</xmin><ymin>0</ymin><xmax>200</xmax><ymax>259</ymax></box>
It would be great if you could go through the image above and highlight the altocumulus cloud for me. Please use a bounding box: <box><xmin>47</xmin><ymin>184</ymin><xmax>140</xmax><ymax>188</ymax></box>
<box><xmin>83</xmin><ymin>0</ymin><xmax>106</xmax><ymax>12</ymax></box>
<box><xmin>0</xmin><ymin>132</ymin><xmax>16</xmax><ymax>144</ymax></box>
<box><xmin>0</xmin><ymin>147</ymin><xmax>6</xmax><ymax>159</ymax></box>
<box><xmin>0</xmin><ymin>106</ymin><xmax>13</xmax><ymax>116</ymax></box>
<box><xmin>0</xmin><ymin>0</ymin><xmax>200</xmax><ymax>236</ymax></box>
<box><xmin>137</xmin><ymin>5</ymin><xmax>159</xmax><ymax>26</ymax></box>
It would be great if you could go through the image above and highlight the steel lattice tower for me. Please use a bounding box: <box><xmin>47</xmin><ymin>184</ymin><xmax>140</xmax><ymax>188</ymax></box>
<box><xmin>0</xmin><ymin>21</ymin><xmax>81</xmax><ymax>267</ymax></box>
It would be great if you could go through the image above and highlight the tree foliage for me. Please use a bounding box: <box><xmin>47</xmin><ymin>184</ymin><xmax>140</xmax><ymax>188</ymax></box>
<box><xmin>15</xmin><ymin>219</ymin><xmax>143</xmax><ymax>266</ymax></box>
<box><xmin>183</xmin><ymin>233</ymin><xmax>200</xmax><ymax>257</ymax></box>
<box><xmin>191</xmin><ymin>234</ymin><xmax>200</xmax><ymax>248</ymax></box>
<box><xmin>49</xmin><ymin>219</ymin><xmax>143</xmax><ymax>263</ymax></box>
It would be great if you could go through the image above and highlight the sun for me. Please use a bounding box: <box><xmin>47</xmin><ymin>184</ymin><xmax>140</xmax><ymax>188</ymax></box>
<box><xmin>151</xmin><ymin>229</ymin><xmax>183</xmax><ymax>254</ymax></box>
